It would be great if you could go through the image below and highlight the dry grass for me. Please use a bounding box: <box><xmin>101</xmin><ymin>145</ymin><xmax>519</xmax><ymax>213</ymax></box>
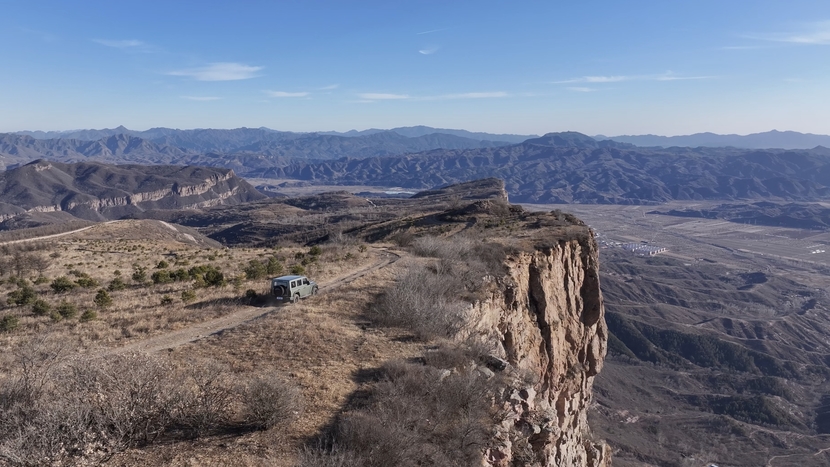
<box><xmin>0</xmin><ymin>219</ymin><xmax>394</xmax><ymax>466</ymax></box>
<box><xmin>0</xmin><ymin>220</ymin><xmax>373</xmax><ymax>354</ymax></box>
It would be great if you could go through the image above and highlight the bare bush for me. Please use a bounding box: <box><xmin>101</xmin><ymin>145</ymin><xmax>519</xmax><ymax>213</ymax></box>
<box><xmin>0</xmin><ymin>343</ymin><xmax>288</xmax><ymax>466</ymax></box>
<box><xmin>370</xmin><ymin>262</ymin><xmax>467</xmax><ymax>340</ymax></box>
<box><xmin>63</xmin><ymin>354</ymin><xmax>184</xmax><ymax>449</ymax></box>
<box><xmin>309</xmin><ymin>360</ymin><xmax>496</xmax><ymax>467</ymax></box>
<box><xmin>242</xmin><ymin>372</ymin><xmax>302</xmax><ymax>430</ymax></box>
<box><xmin>176</xmin><ymin>361</ymin><xmax>235</xmax><ymax>437</ymax></box>
<box><xmin>296</xmin><ymin>445</ymin><xmax>365</xmax><ymax>467</ymax></box>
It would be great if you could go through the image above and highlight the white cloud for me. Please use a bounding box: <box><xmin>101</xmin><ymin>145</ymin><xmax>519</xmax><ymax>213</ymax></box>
<box><xmin>720</xmin><ymin>45</ymin><xmax>767</xmax><ymax>50</ymax></box>
<box><xmin>554</xmin><ymin>72</ymin><xmax>713</xmax><ymax>84</ymax></box>
<box><xmin>319</xmin><ymin>84</ymin><xmax>339</xmax><ymax>90</ymax></box>
<box><xmin>567</xmin><ymin>87</ymin><xmax>596</xmax><ymax>93</ymax></box>
<box><xmin>417</xmin><ymin>28</ymin><xmax>449</xmax><ymax>35</ymax></box>
<box><xmin>747</xmin><ymin>21</ymin><xmax>830</xmax><ymax>45</ymax></box>
<box><xmin>265</xmin><ymin>91</ymin><xmax>310</xmax><ymax>97</ymax></box>
<box><xmin>358</xmin><ymin>93</ymin><xmax>411</xmax><ymax>100</ymax></box>
<box><xmin>168</xmin><ymin>62</ymin><xmax>263</xmax><ymax>81</ymax></box>
<box><xmin>554</xmin><ymin>76</ymin><xmax>626</xmax><ymax>84</ymax></box>
<box><xmin>94</xmin><ymin>39</ymin><xmax>146</xmax><ymax>48</ymax></box>
<box><xmin>357</xmin><ymin>91</ymin><xmax>507</xmax><ymax>101</ymax></box>
<box><xmin>419</xmin><ymin>47</ymin><xmax>440</xmax><ymax>55</ymax></box>
<box><xmin>433</xmin><ymin>92</ymin><xmax>508</xmax><ymax>99</ymax></box>
<box><xmin>180</xmin><ymin>96</ymin><xmax>221</xmax><ymax>101</ymax></box>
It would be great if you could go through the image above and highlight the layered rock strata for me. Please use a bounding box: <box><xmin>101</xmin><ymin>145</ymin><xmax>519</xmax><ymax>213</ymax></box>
<box><xmin>469</xmin><ymin>232</ymin><xmax>610</xmax><ymax>466</ymax></box>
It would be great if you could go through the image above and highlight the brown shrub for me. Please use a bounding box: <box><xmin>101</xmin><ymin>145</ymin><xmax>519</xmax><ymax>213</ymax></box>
<box><xmin>369</xmin><ymin>262</ymin><xmax>467</xmax><ymax>340</ymax></box>
<box><xmin>241</xmin><ymin>372</ymin><xmax>302</xmax><ymax>431</ymax></box>
<box><xmin>308</xmin><ymin>360</ymin><xmax>496</xmax><ymax>467</ymax></box>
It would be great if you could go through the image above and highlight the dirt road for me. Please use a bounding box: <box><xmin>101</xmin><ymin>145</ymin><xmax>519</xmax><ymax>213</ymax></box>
<box><xmin>0</xmin><ymin>220</ymin><xmax>120</xmax><ymax>246</ymax></box>
<box><xmin>112</xmin><ymin>248</ymin><xmax>400</xmax><ymax>354</ymax></box>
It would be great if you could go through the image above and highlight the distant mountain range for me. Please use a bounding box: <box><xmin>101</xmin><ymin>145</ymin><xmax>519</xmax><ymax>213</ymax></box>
<box><xmin>261</xmin><ymin>132</ymin><xmax>830</xmax><ymax>204</ymax></box>
<box><xmin>0</xmin><ymin>129</ymin><xmax>512</xmax><ymax>170</ymax></box>
<box><xmin>0</xmin><ymin>126</ymin><xmax>627</xmax><ymax>174</ymax></box>
<box><xmin>5</xmin><ymin>126</ymin><xmax>830</xmax><ymax>205</ymax></box>
<box><xmin>14</xmin><ymin>125</ymin><xmax>529</xmax><ymax>145</ymax></box>
<box><xmin>599</xmin><ymin>130</ymin><xmax>830</xmax><ymax>150</ymax></box>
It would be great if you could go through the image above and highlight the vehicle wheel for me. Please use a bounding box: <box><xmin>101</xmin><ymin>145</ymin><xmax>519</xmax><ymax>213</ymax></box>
<box><xmin>292</xmin><ymin>293</ymin><xmax>300</xmax><ymax>304</ymax></box>
<box><xmin>274</xmin><ymin>285</ymin><xmax>286</xmax><ymax>297</ymax></box>
<box><xmin>312</xmin><ymin>286</ymin><xmax>318</xmax><ymax>295</ymax></box>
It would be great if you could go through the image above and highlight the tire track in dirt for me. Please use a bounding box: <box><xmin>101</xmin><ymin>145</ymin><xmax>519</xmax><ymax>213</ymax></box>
<box><xmin>110</xmin><ymin>248</ymin><xmax>400</xmax><ymax>354</ymax></box>
<box><xmin>0</xmin><ymin>220</ymin><xmax>120</xmax><ymax>246</ymax></box>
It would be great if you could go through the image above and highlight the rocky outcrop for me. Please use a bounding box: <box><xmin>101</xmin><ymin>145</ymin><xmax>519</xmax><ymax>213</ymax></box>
<box><xmin>467</xmin><ymin>232</ymin><xmax>610</xmax><ymax>466</ymax></box>
<box><xmin>0</xmin><ymin>160</ymin><xmax>266</xmax><ymax>227</ymax></box>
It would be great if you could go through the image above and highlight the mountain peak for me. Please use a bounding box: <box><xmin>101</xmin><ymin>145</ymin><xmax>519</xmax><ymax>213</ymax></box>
<box><xmin>523</xmin><ymin>131</ymin><xmax>628</xmax><ymax>148</ymax></box>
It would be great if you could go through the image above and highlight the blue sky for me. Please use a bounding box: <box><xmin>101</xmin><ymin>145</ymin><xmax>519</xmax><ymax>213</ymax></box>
<box><xmin>1</xmin><ymin>0</ymin><xmax>829</xmax><ymax>135</ymax></box>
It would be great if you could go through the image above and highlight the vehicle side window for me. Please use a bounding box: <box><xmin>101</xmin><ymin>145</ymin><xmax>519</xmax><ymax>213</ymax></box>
<box><xmin>303</xmin><ymin>279</ymin><xmax>309</xmax><ymax>285</ymax></box>
<box><xmin>291</xmin><ymin>280</ymin><xmax>296</xmax><ymax>288</ymax></box>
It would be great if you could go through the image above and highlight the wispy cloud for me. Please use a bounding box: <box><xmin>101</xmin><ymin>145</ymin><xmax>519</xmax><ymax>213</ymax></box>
<box><xmin>554</xmin><ymin>72</ymin><xmax>713</xmax><ymax>84</ymax></box>
<box><xmin>265</xmin><ymin>90</ymin><xmax>310</xmax><ymax>97</ymax></box>
<box><xmin>417</xmin><ymin>28</ymin><xmax>449</xmax><ymax>35</ymax></box>
<box><xmin>746</xmin><ymin>20</ymin><xmax>830</xmax><ymax>45</ymax></box>
<box><xmin>319</xmin><ymin>84</ymin><xmax>339</xmax><ymax>90</ymax></box>
<box><xmin>358</xmin><ymin>93</ymin><xmax>411</xmax><ymax>100</ymax></box>
<box><xmin>431</xmin><ymin>92</ymin><xmax>508</xmax><ymax>99</ymax></box>
<box><xmin>356</xmin><ymin>91</ymin><xmax>507</xmax><ymax>102</ymax></box>
<box><xmin>419</xmin><ymin>46</ymin><xmax>441</xmax><ymax>55</ymax></box>
<box><xmin>18</xmin><ymin>27</ymin><xmax>57</xmax><ymax>42</ymax></box>
<box><xmin>180</xmin><ymin>96</ymin><xmax>221</xmax><ymax>101</ymax></box>
<box><xmin>567</xmin><ymin>87</ymin><xmax>596</xmax><ymax>93</ymax></box>
<box><xmin>720</xmin><ymin>45</ymin><xmax>768</xmax><ymax>50</ymax></box>
<box><xmin>168</xmin><ymin>62</ymin><xmax>263</xmax><ymax>81</ymax></box>
<box><xmin>93</xmin><ymin>39</ymin><xmax>149</xmax><ymax>50</ymax></box>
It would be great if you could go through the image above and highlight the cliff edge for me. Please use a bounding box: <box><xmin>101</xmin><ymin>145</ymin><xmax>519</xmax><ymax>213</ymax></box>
<box><xmin>473</xmin><ymin>231</ymin><xmax>610</xmax><ymax>466</ymax></box>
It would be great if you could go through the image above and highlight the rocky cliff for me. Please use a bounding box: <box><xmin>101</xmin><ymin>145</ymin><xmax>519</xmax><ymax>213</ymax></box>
<box><xmin>466</xmin><ymin>229</ymin><xmax>610</xmax><ymax>466</ymax></box>
<box><xmin>0</xmin><ymin>160</ymin><xmax>266</xmax><ymax>229</ymax></box>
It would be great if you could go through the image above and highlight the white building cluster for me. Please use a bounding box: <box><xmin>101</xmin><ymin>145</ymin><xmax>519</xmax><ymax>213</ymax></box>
<box><xmin>620</xmin><ymin>243</ymin><xmax>668</xmax><ymax>256</ymax></box>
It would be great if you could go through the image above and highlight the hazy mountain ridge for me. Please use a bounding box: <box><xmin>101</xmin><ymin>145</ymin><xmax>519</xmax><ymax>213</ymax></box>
<box><xmin>0</xmin><ymin>128</ymin><xmax>511</xmax><ymax>168</ymax></box>
<box><xmin>263</xmin><ymin>134</ymin><xmax>830</xmax><ymax>203</ymax></box>
<box><xmin>601</xmin><ymin>129</ymin><xmax>830</xmax><ymax>149</ymax></box>
<box><xmin>321</xmin><ymin>125</ymin><xmax>536</xmax><ymax>143</ymax></box>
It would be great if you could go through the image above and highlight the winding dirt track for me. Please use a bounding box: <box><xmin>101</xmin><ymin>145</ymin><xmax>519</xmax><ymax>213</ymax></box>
<box><xmin>111</xmin><ymin>248</ymin><xmax>400</xmax><ymax>354</ymax></box>
<box><xmin>0</xmin><ymin>221</ymin><xmax>120</xmax><ymax>246</ymax></box>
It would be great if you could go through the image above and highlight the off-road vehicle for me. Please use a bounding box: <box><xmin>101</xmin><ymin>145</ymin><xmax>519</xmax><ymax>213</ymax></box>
<box><xmin>271</xmin><ymin>275</ymin><xmax>318</xmax><ymax>303</ymax></box>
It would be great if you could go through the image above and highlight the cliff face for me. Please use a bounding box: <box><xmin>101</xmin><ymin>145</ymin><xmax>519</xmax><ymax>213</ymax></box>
<box><xmin>469</xmin><ymin>233</ymin><xmax>610</xmax><ymax>466</ymax></box>
<box><xmin>0</xmin><ymin>160</ymin><xmax>266</xmax><ymax>226</ymax></box>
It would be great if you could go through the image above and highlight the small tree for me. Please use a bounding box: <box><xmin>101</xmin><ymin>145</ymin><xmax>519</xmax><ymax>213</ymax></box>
<box><xmin>156</xmin><ymin>260</ymin><xmax>169</xmax><ymax>269</ymax></box>
<box><xmin>132</xmin><ymin>265</ymin><xmax>147</xmax><ymax>283</ymax></box>
<box><xmin>94</xmin><ymin>289</ymin><xmax>112</xmax><ymax>309</ymax></box>
<box><xmin>244</xmin><ymin>260</ymin><xmax>267</xmax><ymax>281</ymax></box>
<box><xmin>108</xmin><ymin>276</ymin><xmax>127</xmax><ymax>291</ymax></box>
<box><xmin>181</xmin><ymin>289</ymin><xmax>196</xmax><ymax>304</ymax></box>
<box><xmin>290</xmin><ymin>264</ymin><xmax>306</xmax><ymax>275</ymax></box>
<box><xmin>9</xmin><ymin>285</ymin><xmax>37</xmax><ymax>306</ymax></box>
<box><xmin>160</xmin><ymin>295</ymin><xmax>174</xmax><ymax>306</ymax></box>
<box><xmin>57</xmin><ymin>301</ymin><xmax>78</xmax><ymax>319</ymax></box>
<box><xmin>80</xmin><ymin>309</ymin><xmax>97</xmax><ymax>322</ymax></box>
<box><xmin>50</xmin><ymin>276</ymin><xmax>76</xmax><ymax>293</ymax></box>
<box><xmin>75</xmin><ymin>274</ymin><xmax>98</xmax><ymax>288</ymax></box>
<box><xmin>266</xmin><ymin>256</ymin><xmax>283</xmax><ymax>276</ymax></box>
<box><xmin>31</xmin><ymin>299</ymin><xmax>52</xmax><ymax>316</ymax></box>
<box><xmin>0</xmin><ymin>315</ymin><xmax>19</xmax><ymax>332</ymax></box>
<box><xmin>204</xmin><ymin>268</ymin><xmax>225</xmax><ymax>287</ymax></box>
<box><xmin>151</xmin><ymin>270</ymin><xmax>172</xmax><ymax>284</ymax></box>
<box><xmin>308</xmin><ymin>245</ymin><xmax>322</xmax><ymax>257</ymax></box>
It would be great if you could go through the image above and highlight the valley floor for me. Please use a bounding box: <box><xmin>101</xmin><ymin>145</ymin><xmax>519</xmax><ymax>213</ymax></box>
<box><xmin>524</xmin><ymin>203</ymin><xmax>830</xmax><ymax>467</ymax></box>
